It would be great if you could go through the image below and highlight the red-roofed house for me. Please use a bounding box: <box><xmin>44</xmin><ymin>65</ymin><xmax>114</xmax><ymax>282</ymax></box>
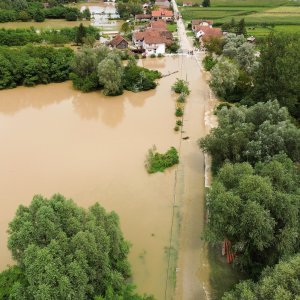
<box><xmin>192</xmin><ymin>19</ymin><xmax>213</xmax><ymax>31</ymax></box>
<box><xmin>194</xmin><ymin>26</ymin><xmax>222</xmax><ymax>42</ymax></box>
<box><xmin>109</xmin><ymin>34</ymin><xmax>128</xmax><ymax>49</ymax></box>
<box><xmin>149</xmin><ymin>20</ymin><xmax>167</xmax><ymax>30</ymax></box>
<box><xmin>132</xmin><ymin>28</ymin><xmax>173</xmax><ymax>54</ymax></box>
<box><xmin>152</xmin><ymin>9</ymin><xmax>173</xmax><ymax>22</ymax></box>
<box><xmin>135</xmin><ymin>14</ymin><xmax>152</xmax><ymax>21</ymax></box>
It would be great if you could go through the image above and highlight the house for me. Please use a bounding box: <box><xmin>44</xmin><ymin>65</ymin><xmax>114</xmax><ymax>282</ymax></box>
<box><xmin>195</xmin><ymin>26</ymin><xmax>222</xmax><ymax>42</ymax></box>
<box><xmin>247</xmin><ymin>36</ymin><xmax>256</xmax><ymax>43</ymax></box>
<box><xmin>154</xmin><ymin>0</ymin><xmax>170</xmax><ymax>8</ymax></box>
<box><xmin>191</xmin><ymin>19</ymin><xmax>213</xmax><ymax>31</ymax></box>
<box><xmin>109</xmin><ymin>34</ymin><xmax>128</xmax><ymax>49</ymax></box>
<box><xmin>132</xmin><ymin>28</ymin><xmax>173</xmax><ymax>54</ymax></box>
<box><xmin>183</xmin><ymin>1</ymin><xmax>193</xmax><ymax>6</ymax></box>
<box><xmin>135</xmin><ymin>14</ymin><xmax>152</xmax><ymax>21</ymax></box>
<box><xmin>152</xmin><ymin>9</ymin><xmax>173</xmax><ymax>22</ymax></box>
<box><xmin>149</xmin><ymin>20</ymin><xmax>167</xmax><ymax>30</ymax></box>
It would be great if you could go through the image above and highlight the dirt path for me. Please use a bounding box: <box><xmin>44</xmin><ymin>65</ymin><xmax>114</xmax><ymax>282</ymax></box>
<box><xmin>168</xmin><ymin>4</ymin><xmax>219</xmax><ymax>299</ymax></box>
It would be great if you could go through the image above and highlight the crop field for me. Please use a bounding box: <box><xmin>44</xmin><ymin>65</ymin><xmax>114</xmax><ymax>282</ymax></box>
<box><xmin>247</xmin><ymin>24</ymin><xmax>300</xmax><ymax>36</ymax></box>
<box><xmin>179</xmin><ymin>0</ymin><xmax>300</xmax><ymax>27</ymax></box>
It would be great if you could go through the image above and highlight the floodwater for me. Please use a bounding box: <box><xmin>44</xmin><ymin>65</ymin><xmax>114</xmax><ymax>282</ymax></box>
<box><xmin>0</xmin><ymin>56</ymin><xmax>211</xmax><ymax>299</ymax></box>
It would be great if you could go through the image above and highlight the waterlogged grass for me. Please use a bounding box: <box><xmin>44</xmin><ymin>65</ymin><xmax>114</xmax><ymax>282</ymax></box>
<box><xmin>208</xmin><ymin>244</ymin><xmax>247</xmax><ymax>299</ymax></box>
<box><xmin>145</xmin><ymin>146</ymin><xmax>179</xmax><ymax>174</ymax></box>
<box><xmin>0</xmin><ymin>19</ymin><xmax>91</xmax><ymax>29</ymax></box>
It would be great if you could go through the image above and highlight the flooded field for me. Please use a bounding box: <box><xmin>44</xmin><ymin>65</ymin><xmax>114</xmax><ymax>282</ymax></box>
<box><xmin>0</xmin><ymin>56</ymin><xmax>212</xmax><ymax>299</ymax></box>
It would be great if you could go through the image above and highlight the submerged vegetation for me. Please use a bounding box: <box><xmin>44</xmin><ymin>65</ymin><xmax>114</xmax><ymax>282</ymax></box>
<box><xmin>145</xmin><ymin>146</ymin><xmax>179</xmax><ymax>174</ymax></box>
<box><xmin>70</xmin><ymin>47</ymin><xmax>161</xmax><ymax>96</ymax></box>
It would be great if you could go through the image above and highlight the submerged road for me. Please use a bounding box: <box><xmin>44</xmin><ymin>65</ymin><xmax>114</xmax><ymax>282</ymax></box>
<box><xmin>169</xmin><ymin>1</ymin><xmax>218</xmax><ymax>299</ymax></box>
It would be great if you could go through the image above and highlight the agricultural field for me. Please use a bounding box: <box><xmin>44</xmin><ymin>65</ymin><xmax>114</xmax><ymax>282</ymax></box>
<box><xmin>179</xmin><ymin>0</ymin><xmax>300</xmax><ymax>34</ymax></box>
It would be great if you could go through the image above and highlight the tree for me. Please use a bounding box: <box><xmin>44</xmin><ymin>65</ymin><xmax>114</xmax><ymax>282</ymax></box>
<box><xmin>75</xmin><ymin>23</ymin><xmax>86</xmax><ymax>45</ymax></box>
<box><xmin>5</xmin><ymin>194</ymin><xmax>132</xmax><ymax>299</ymax></box>
<box><xmin>223</xmin><ymin>254</ymin><xmax>300</xmax><ymax>299</ymax></box>
<box><xmin>205</xmin><ymin>156</ymin><xmax>300</xmax><ymax>276</ymax></box>
<box><xmin>18</xmin><ymin>10</ymin><xmax>31</xmax><ymax>22</ymax></box>
<box><xmin>236</xmin><ymin>18</ymin><xmax>247</xmax><ymax>36</ymax></box>
<box><xmin>250</xmin><ymin>33</ymin><xmax>300</xmax><ymax>120</ymax></box>
<box><xmin>202</xmin><ymin>0</ymin><xmax>210</xmax><ymax>7</ymax></box>
<box><xmin>210</xmin><ymin>58</ymin><xmax>239</xmax><ymax>99</ymax></box>
<box><xmin>199</xmin><ymin>101</ymin><xmax>300</xmax><ymax>170</ymax></box>
<box><xmin>33</xmin><ymin>9</ymin><xmax>45</xmax><ymax>22</ymax></box>
<box><xmin>97</xmin><ymin>53</ymin><xmax>124</xmax><ymax>96</ymax></box>
<box><xmin>82</xmin><ymin>7</ymin><xmax>91</xmax><ymax>20</ymax></box>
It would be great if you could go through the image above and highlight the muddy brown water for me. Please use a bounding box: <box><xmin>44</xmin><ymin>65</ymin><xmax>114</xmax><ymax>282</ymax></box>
<box><xmin>0</xmin><ymin>56</ymin><xmax>211</xmax><ymax>299</ymax></box>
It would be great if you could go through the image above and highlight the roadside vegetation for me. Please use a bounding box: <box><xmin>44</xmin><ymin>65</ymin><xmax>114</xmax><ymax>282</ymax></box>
<box><xmin>0</xmin><ymin>194</ymin><xmax>154</xmax><ymax>299</ymax></box>
<box><xmin>200</xmin><ymin>16</ymin><xmax>300</xmax><ymax>297</ymax></box>
<box><xmin>145</xmin><ymin>146</ymin><xmax>179</xmax><ymax>173</ymax></box>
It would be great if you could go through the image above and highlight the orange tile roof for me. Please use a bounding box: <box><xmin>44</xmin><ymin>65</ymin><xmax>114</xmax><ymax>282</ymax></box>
<box><xmin>151</xmin><ymin>9</ymin><xmax>173</xmax><ymax>17</ymax></box>
<box><xmin>192</xmin><ymin>19</ymin><xmax>213</xmax><ymax>25</ymax></box>
<box><xmin>110</xmin><ymin>34</ymin><xmax>128</xmax><ymax>47</ymax></box>
<box><xmin>150</xmin><ymin>20</ymin><xmax>167</xmax><ymax>30</ymax></box>
<box><xmin>195</xmin><ymin>26</ymin><xmax>222</xmax><ymax>37</ymax></box>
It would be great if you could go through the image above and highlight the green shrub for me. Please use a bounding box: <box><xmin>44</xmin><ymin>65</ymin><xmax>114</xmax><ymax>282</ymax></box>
<box><xmin>176</xmin><ymin>120</ymin><xmax>182</xmax><ymax>126</ymax></box>
<box><xmin>172</xmin><ymin>78</ymin><xmax>190</xmax><ymax>95</ymax></box>
<box><xmin>175</xmin><ymin>107</ymin><xmax>184</xmax><ymax>117</ymax></box>
<box><xmin>177</xmin><ymin>93</ymin><xmax>186</xmax><ymax>103</ymax></box>
<box><xmin>174</xmin><ymin>126</ymin><xmax>180</xmax><ymax>131</ymax></box>
<box><xmin>150</xmin><ymin>53</ymin><xmax>156</xmax><ymax>58</ymax></box>
<box><xmin>146</xmin><ymin>146</ymin><xmax>179</xmax><ymax>173</ymax></box>
<box><xmin>203</xmin><ymin>55</ymin><xmax>217</xmax><ymax>71</ymax></box>
<box><xmin>157</xmin><ymin>53</ymin><xmax>163</xmax><ymax>57</ymax></box>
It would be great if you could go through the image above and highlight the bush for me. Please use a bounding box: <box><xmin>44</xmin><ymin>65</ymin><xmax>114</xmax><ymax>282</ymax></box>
<box><xmin>176</xmin><ymin>120</ymin><xmax>182</xmax><ymax>126</ymax></box>
<box><xmin>33</xmin><ymin>10</ymin><xmax>45</xmax><ymax>22</ymax></box>
<box><xmin>157</xmin><ymin>53</ymin><xmax>163</xmax><ymax>57</ymax></box>
<box><xmin>177</xmin><ymin>93</ymin><xmax>186</xmax><ymax>103</ymax></box>
<box><xmin>174</xmin><ymin>125</ymin><xmax>180</xmax><ymax>131</ymax></box>
<box><xmin>172</xmin><ymin>78</ymin><xmax>190</xmax><ymax>95</ymax></box>
<box><xmin>150</xmin><ymin>53</ymin><xmax>156</xmax><ymax>58</ymax></box>
<box><xmin>145</xmin><ymin>146</ymin><xmax>179</xmax><ymax>173</ymax></box>
<box><xmin>175</xmin><ymin>107</ymin><xmax>183</xmax><ymax>117</ymax></box>
<box><xmin>203</xmin><ymin>55</ymin><xmax>217</xmax><ymax>71</ymax></box>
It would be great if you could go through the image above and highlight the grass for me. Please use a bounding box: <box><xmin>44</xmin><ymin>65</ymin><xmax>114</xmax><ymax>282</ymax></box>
<box><xmin>167</xmin><ymin>23</ymin><xmax>178</xmax><ymax>32</ymax></box>
<box><xmin>208</xmin><ymin>244</ymin><xmax>247</xmax><ymax>299</ymax></box>
<box><xmin>145</xmin><ymin>146</ymin><xmax>179</xmax><ymax>174</ymax></box>
<box><xmin>247</xmin><ymin>24</ymin><xmax>300</xmax><ymax>36</ymax></box>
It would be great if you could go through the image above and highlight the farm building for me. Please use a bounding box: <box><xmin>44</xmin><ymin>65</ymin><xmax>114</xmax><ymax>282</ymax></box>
<box><xmin>109</xmin><ymin>34</ymin><xmax>128</xmax><ymax>49</ymax></box>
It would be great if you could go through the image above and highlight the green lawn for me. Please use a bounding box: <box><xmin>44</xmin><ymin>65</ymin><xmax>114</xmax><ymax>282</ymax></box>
<box><xmin>167</xmin><ymin>23</ymin><xmax>178</xmax><ymax>32</ymax></box>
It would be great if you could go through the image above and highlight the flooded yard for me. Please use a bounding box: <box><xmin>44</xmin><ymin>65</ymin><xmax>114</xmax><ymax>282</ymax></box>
<box><xmin>0</xmin><ymin>56</ymin><xmax>212</xmax><ymax>299</ymax></box>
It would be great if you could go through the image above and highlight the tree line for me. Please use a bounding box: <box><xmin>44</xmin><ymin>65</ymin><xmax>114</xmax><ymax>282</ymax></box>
<box><xmin>70</xmin><ymin>46</ymin><xmax>161</xmax><ymax>95</ymax></box>
<box><xmin>200</xmin><ymin>101</ymin><xmax>300</xmax><ymax>298</ymax></box>
<box><xmin>0</xmin><ymin>194</ymin><xmax>154</xmax><ymax>299</ymax></box>
<box><xmin>0</xmin><ymin>0</ymin><xmax>88</xmax><ymax>23</ymax></box>
<box><xmin>0</xmin><ymin>25</ymin><xmax>99</xmax><ymax>46</ymax></box>
<box><xmin>204</xmin><ymin>32</ymin><xmax>300</xmax><ymax>120</ymax></box>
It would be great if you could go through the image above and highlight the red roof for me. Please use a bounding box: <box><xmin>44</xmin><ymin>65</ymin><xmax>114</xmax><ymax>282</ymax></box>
<box><xmin>133</xmin><ymin>31</ymin><xmax>145</xmax><ymax>41</ymax></box>
<box><xmin>110</xmin><ymin>34</ymin><xmax>128</xmax><ymax>47</ymax></box>
<box><xmin>152</xmin><ymin>9</ymin><xmax>173</xmax><ymax>17</ymax></box>
<box><xmin>134</xmin><ymin>28</ymin><xmax>173</xmax><ymax>45</ymax></box>
<box><xmin>135</xmin><ymin>14</ymin><xmax>152</xmax><ymax>19</ymax></box>
<box><xmin>196</xmin><ymin>26</ymin><xmax>222</xmax><ymax>40</ymax></box>
<box><xmin>150</xmin><ymin>20</ymin><xmax>167</xmax><ymax>30</ymax></box>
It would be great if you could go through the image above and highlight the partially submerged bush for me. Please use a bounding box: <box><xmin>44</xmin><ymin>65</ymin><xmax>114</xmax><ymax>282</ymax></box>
<box><xmin>203</xmin><ymin>55</ymin><xmax>217</xmax><ymax>71</ymax></box>
<box><xmin>175</xmin><ymin>107</ymin><xmax>183</xmax><ymax>117</ymax></box>
<box><xmin>172</xmin><ymin>78</ymin><xmax>190</xmax><ymax>95</ymax></box>
<box><xmin>177</xmin><ymin>93</ymin><xmax>186</xmax><ymax>103</ymax></box>
<box><xmin>145</xmin><ymin>146</ymin><xmax>179</xmax><ymax>173</ymax></box>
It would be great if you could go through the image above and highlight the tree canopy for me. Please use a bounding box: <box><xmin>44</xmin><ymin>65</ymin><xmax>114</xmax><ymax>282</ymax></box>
<box><xmin>205</xmin><ymin>154</ymin><xmax>300</xmax><ymax>276</ymax></box>
<box><xmin>222</xmin><ymin>254</ymin><xmax>300</xmax><ymax>300</ymax></box>
<box><xmin>0</xmin><ymin>194</ymin><xmax>153</xmax><ymax>300</ymax></box>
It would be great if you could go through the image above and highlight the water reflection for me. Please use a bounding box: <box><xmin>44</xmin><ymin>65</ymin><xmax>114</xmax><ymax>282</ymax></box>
<box><xmin>0</xmin><ymin>82</ymin><xmax>157</xmax><ymax>127</ymax></box>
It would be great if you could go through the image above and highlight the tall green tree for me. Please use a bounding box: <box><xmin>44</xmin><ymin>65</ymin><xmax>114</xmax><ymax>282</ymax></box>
<box><xmin>75</xmin><ymin>23</ymin><xmax>86</xmax><ymax>45</ymax></box>
<box><xmin>202</xmin><ymin>0</ymin><xmax>210</xmax><ymax>7</ymax></box>
<box><xmin>223</xmin><ymin>254</ymin><xmax>300</xmax><ymax>299</ymax></box>
<box><xmin>5</xmin><ymin>194</ymin><xmax>133</xmax><ymax>299</ymax></box>
<box><xmin>251</xmin><ymin>33</ymin><xmax>300</xmax><ymax>120</ymax></box>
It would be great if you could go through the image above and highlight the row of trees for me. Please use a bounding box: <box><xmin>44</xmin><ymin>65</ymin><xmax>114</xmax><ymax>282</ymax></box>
<box><xmin>70</xmin><ymin>47</ymin><xmax>161</xmax><ymax>95</ymax></box>
<box><xmin>0</xmin><ymin>194</ymin><xmax>154</xmax><ymax>299</ymax></box>
<box><xmin>0</xmin><ymin>3</ymin><xmax>84</xmax><ymax>23</ymax></box>
<box><xmin>0</xmin><ymin>45</ymin><xmax>73</xmax><ymax>89</ymax></box>
<box><xmin>199</xmin><ymin>101</ymin><xmax>300</xmax><ymax>297</ymax></box>
<box><xmin>206</xmin><ymin>33</ymin><xmax>300</xmax><ymax>120</ymax></box>
<box><xmin>0</xmin><ymin>25</ymin><xmax>99</xmax><ymax>46</ymax></box>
